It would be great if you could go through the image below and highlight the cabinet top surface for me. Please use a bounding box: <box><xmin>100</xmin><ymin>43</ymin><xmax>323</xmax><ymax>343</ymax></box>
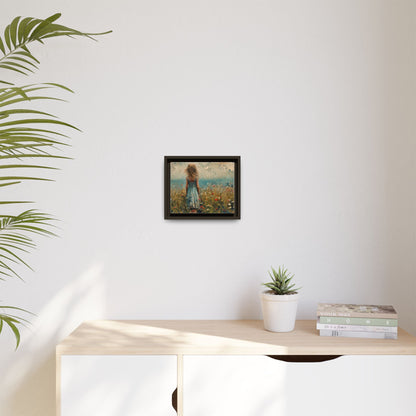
<box><xmin>56</xmin><ymin>320</ymin><xmax>416</xmax><ymax>355</ymax></box>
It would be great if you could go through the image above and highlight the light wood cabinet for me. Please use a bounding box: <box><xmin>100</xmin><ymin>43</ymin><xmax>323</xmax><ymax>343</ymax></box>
<box><xmin>56</xmin><ymin>320</ymin><xmax>416</xmax><ymax>416</ymax></box>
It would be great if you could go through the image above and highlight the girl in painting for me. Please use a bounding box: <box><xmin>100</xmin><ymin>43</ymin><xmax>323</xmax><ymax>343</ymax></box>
<box><xmin>185</xmin><ymin>163</ymin><xmax>200</xmax><ymax>213</ymax></box>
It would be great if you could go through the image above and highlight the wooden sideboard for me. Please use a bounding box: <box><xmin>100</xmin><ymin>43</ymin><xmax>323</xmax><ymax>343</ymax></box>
<box><xmin>56</xmin><ymin>320</ymin><xmax>416</xmax><ymax>416</ymax></box>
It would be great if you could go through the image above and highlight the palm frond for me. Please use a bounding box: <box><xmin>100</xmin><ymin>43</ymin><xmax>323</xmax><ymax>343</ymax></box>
<box><xmin>0</xmin><ymin>305</ymin><xmax>33</xmax><ymax>349</ymax></box>
<box><xmin>0</xmin><ymin>14</ymin><xmax>111</xmax><ymax>79</ymax></box>
<box><xmin>0</xmin><ymin>84</ymin><xmax>75</xmax><ymax>190</ymax></box>
<box><xmin>0</xmin><ymin>14</ymin><xmax>110</xmax><ymax>349</ymax></box>
<box><xmin>0</xmin><ymin>210</ymin><xmax>56</xmax><ymax>280</ymax></box>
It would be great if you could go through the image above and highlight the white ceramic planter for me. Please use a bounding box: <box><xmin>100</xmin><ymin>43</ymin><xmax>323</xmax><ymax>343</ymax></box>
<box><xmin>260</xmin><ymin>291</ymin><xmax>299</xmax><ymax>332</ymax></box>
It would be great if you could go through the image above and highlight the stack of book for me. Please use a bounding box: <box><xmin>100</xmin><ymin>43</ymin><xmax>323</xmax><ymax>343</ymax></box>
<box><xmin>317</xmin><ymin>303</ymin><xmax>398</xmax><ymax>339</ymax></box>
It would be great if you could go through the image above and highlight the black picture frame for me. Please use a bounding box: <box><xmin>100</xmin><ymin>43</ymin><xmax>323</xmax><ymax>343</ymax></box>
<box><xmin>164</xmin><ymin>156</ymin><xmax>241</xmax><ymax>220</ymax></box>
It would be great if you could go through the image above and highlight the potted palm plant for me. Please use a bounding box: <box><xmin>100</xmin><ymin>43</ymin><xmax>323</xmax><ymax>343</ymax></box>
<box><xmin>260</xmin><ymin>266</ymin><xmax>300</xmax><ymax>332</ymax></box>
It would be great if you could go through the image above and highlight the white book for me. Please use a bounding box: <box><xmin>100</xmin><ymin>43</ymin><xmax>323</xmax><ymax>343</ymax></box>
<box><xmin>316</xmin><ymin>323</ymin><xmax>398</xmax><ymax>333</ymax></box>
<box><xmin>319</xmin><ymin>329</ymin><xmax>397</xmax><ymax>340</ymax></box>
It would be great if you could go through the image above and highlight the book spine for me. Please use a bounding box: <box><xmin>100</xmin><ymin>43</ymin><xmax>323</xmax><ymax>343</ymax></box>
<box><xmin>319</xmin><ymin>330</ymin><xmax>398</xmax><ymax>339</ymax></box>
<box><xmin>318</xmin><ymin>316</ymin><xmax>398</xmax><ymax>327</ymax></box>
<box><xmin>316</xmin><ymin>323</ymin><xmax>398</xmax><ymax>333</ymax></box>
<box><xmin>316</xmin><ymin>311</ymin><xmax>397</xmax><ymax>319</ymax></box>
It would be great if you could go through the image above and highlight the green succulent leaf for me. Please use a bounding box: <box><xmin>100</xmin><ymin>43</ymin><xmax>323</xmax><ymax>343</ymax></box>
<box><xmin>262</xmin><ymin>265</ymin><xmax>301</xmax><ymax>295</ymax></box>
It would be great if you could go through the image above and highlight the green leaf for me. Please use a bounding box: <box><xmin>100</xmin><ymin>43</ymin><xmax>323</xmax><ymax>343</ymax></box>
<box><xmin>0</xmin><ymin>176</ymin><xmax>53</xmax><ymax>181</ymax></box>
<box><xmin>0</xmin><ymin>60</ymin><xmax>34</xmax><ymax>74</ymax></box>
<box><xmin>9</xmin><ymin>16</ymin><xmax>21</xmax><ymax>48</ymax></box>
<box><xmin>0</xmin><ymin>245</ymin><xmax>32</xmax><ymax>268</ymax></box>
<box><xmin>0</xmin><ymin>201</ymin><xmax>33</xmax><ymax>204</ymax></box>
<box><xmin>14</xmin><ymin>50</ymin><xmax>40</xmax><ymax>64</ymax></box>
<box><xmin>0</xmin><ymin>108</ymin><xmax>56</xmax><ymax>119</ymax></box>
<box><xmin>0</xmin><ymin>95</ymin><xmax>66</xmax><ymax>108</ymax></box>
<box><xmin>0</xmin><ymin>154</ymin><xmax>68</xmax><ymax>160</ymax></box>
<box><xmin>0</xmin><ymin>164</ymin><xmax>58</xmax><ymax>170</ymax></box>
<box><xmin>7</xmin><ymin>55</ymin><xmax>38</xmax><ymax>70</ymax></box>
<box><xmin>4</xmin><ymin>25</ymin><xmax>11</xmax><ymax>51</ymax></box>
<box><xmin>23</xmin><ymin>19</ymin><xmax>42</xmax><ymax>40</ymax></box>
<box><xmin>29</xmin><ymin>13</ymin><xmax>62</xmax><ymax>40</ymax></box>
<box><xmin>0</xmin><ymin>305</ymin><xmax>33</xmax><ymax>348</ymax></box>
<box><xmin>0</xmin><ymin>64</ymin><xmax>27</xmax><ymax>75</ymax></box>
<box><xmin>4</xmin><ymin>318</ymin><xmax>20</xmax><ymax>349</ymax></box>
<box><xmin>0</xmin><ymin>36</ymin><xmax>6</xmax><ymax>55</ymax></box>
<box><xmin>0</xmin><ymin>181</ymin><xmax>21</xmax><ymax>188</ymax></box>
<box><xmin>0</xmin><ymin>118</ymin><xmax>81</xmax><ymax>131</ymax></box>
<box><xmin>17</xmin><ymin>17</ymin><xmax>33</xmax><ymax>44</ymax></box>
<box><xmin>43</xmin><ymin>82</ymin><xmax>74</xmax><ymax>93</ymax></box>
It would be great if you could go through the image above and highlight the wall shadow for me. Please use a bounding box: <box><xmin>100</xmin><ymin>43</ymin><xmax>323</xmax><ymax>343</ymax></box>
<box><xmin>0</xmin><ymin>264</ymin><xmax>106</xmax><ymax>416</ymax></box>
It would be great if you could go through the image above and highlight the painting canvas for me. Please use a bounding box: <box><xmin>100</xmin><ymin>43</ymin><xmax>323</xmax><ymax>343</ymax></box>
<box><xmin>164</xmin><ymin>156</ymin><xmax>240</xmax><ymax>219</ymax></box>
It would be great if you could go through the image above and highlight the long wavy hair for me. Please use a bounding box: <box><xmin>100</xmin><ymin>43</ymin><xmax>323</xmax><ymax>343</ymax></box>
<box><xmin>185</xmin><ymin>163</ymin><xmax>199</xmax><ymax>180</ymax></box>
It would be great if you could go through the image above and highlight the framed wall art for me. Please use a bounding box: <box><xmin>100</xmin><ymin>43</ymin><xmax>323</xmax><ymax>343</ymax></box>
<box><xmin>164</xmin><ymin>156</ymin><xmax>241</xmax><ymax>219</ymax></box>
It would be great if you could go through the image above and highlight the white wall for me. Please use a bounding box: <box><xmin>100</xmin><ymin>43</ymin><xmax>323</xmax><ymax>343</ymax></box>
<box><xmin>0</xmin><ymin>1</ymin><xmax>415</xmax><ymax>414</ymax></box>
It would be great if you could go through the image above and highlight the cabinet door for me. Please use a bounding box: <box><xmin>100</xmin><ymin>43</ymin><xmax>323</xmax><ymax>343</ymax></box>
<box><xmin>183</xmin><ymin>355</ymin><xmax>416</xmax><ymax>416</ymax></box>
<box><xmin>61</xmin><ymin>355</ymin><xmax>177</xmax><ymax>416</ymax></box>
<box><xmin>183</xmin><ymin>355</ymin><xmax>287</xmax><ymax>416</ymax></box>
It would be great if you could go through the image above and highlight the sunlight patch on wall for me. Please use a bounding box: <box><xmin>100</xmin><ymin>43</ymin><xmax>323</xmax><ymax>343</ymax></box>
<box><xmin>0</xmin><ymin>263</ymin><xmax>106</xmax><ymax>416</ymax></box>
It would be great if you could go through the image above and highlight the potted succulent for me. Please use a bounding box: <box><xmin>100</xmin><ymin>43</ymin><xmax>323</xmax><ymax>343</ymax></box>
<box><xmin>260</xmin><ymin>266</ymin><xmax>300</xmax><ymax>332</ymax></box>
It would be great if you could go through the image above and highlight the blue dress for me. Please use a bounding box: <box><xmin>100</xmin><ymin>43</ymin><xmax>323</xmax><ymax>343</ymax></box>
<box><xmin>186</xmin><ymin>179</ymin><xmax>200</xmax><ymax>210</ymax></box>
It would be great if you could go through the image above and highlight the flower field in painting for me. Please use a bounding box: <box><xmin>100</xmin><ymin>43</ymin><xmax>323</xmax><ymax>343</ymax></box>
<box><xmin>170</xmin><ymin>184</ymin><xmax>235</xmax><ymax>214</ymax></box>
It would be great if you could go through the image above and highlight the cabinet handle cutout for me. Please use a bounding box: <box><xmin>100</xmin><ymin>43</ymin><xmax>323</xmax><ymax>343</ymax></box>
<box><xmin>172</xmin><ymin>387</ymin><xmax>178</xmax><ymax>413</ymax></box>
<box><xmin>267</xmin><ymin>355</ymin><xmax>341</xmax><ymax>363</ymax></box>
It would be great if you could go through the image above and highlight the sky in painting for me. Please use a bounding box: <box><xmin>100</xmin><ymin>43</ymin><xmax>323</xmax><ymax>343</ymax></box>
<box><xmin>170</xmin><ymin>161</ymin><xmax>235</xmax><ymax>181</ymax></box>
